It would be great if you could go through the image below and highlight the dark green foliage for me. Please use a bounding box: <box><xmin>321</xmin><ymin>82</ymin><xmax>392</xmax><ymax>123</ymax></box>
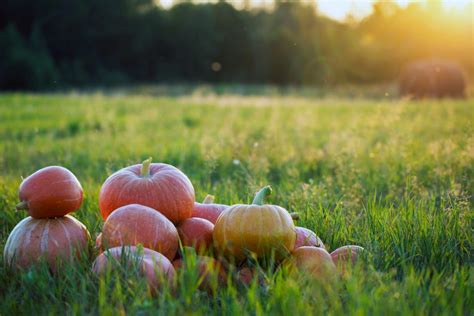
<box><xmin>0</xmin><ymin>1</ymin><xmax>472</xmax><ymax>90</ymax></box>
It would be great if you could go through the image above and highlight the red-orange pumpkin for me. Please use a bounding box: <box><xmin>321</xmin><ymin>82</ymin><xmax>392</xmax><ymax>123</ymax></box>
<box><xmin>177</xmin><ymin>217</ymin><xmax>214</xmax><ymax>254</ymax></box>
<box><xmin>3</xmin><ymin>215</ymin><xmax>90</xmax><ymax>271</ymax></box>
<box><xmin>330</xmin><ymin>245</ymin><xmax>364</xmax><ymax>273</ymax></box>
<box><xmin>16</xmin><ymin>166</ymin><xmax>83</xmax><ymax>218</ymax></box>
<box><xmin>92</xmin><ymin>246</ymin><xmax>175</xmax><ymax>292</ymax></box>
<box><xmin>294</xmin><ymin>227</ymin><xmax>325</xmax><ymax>250</ymax></box>
<box><xmin>173</xmin><ymin>256</ymin><xmax>227</xmax><ymax>290</ymax></box>
<box><xmin>99</xmin><ymin>158</ymin><xmax>195</xmax><ymax>223</ymax></box>
<box><xmin>286</xmin><ymin>246</ymin><xmax>337</xmax><ymax>281</ymax></box>
<box><xmin>192</xmin><ymin>195</ymin><xmax>228</xmax><ymax>224</ymax></box>
<box><xmin>102</xmin><ymin>204</ymin><xmax>179</xmax><ymax>260</ymax></box>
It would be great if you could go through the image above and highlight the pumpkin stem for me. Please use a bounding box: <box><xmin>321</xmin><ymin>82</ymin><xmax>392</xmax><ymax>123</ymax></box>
<box><xmin>202</xmin><ymin>195</ymin><xmax>215</xmax><ymax>204</ymax></box>
<box><xmin>16</xmin><ymin>201</ymin><xmax>28</xmax><ymax>211</ymax></box>
<box><xmin>252</xmin><ymin>185</ymin><xmax>272</xmax><ymax>205</ymax></box>
<box><xmin>140</xmin><ymin>157</ymin><xmax>152</xmax><ymax>177</ymax></box>
<box><xmin>290</xmin><ymin>212</ymin><xmax>299</xmax><ymax>220</ymax></box>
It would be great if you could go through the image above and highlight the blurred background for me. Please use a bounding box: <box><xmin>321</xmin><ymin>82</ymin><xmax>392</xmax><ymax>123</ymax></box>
<box><xmin>0</xmin><ymin>0</ymin><xmax>472</xmax><ymax>92</ymax></box>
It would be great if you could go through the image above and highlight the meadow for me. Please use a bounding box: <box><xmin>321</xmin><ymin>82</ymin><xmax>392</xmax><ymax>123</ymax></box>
<box><xmin>0</xmin><ymin>91</ymin><xmax>472</xmax><ymax>315</ymax></box>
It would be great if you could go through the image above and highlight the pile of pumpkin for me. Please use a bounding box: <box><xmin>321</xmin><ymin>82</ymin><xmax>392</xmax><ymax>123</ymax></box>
<box><xmin>4</xmin><ymin>158</ymin><xmax>364</xmax><ymax>291</ymax></box>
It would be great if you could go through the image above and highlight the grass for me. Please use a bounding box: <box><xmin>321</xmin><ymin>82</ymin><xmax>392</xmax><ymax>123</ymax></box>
<box><xmin>0</xmin><ymin>92</ymin><xmax>472</xmax><ymax>315</ymax></box>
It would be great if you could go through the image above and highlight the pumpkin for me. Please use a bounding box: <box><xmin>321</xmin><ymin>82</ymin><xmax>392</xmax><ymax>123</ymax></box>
<box><xmin>285</xmin><ymin>246</ymin><xmax>337</xmax><ymax>281</ymax></box>
<box><xmin>330</xmin><ymin>245</ymin><xmax>364</xmax><ymax>273</ymax></box>
<box><xmin>192</xmin><ymin>195</ymin><xmax>228</xmax><ymax>224</ymax></box>
<box><xmin>213</xmin><ymin>186</ymin><xmax>296</xmax><ymax>261</ymax></box>
<box><xmin>95</xmin><ymin>233</ymin><xmax>103</xmax><ymax>252</ymax></box>
<box><xmin>294</xmin><ymin>227</ymin><xmax>325</xmax><ymax>250</ymax></box>
<box><xmin>16</xmin><ymin>166</ymin><xmax>83</xmax><ymax>218</ymax></box>
<box><xmin>102</xmin><ymin>204</ymin><xmax>179</xmax><ymax>260</ymax></box>
<box><xmin>235</xmin><ymin>266</ymin><xmax>267</xmax><ymax>287</ymax></box>
<box><xmin>173</xmin><ymin>255</ymin><xmax>227</xmax><ymax>290</ymax></box>
<box><xmin>92</xmin><ymin>246</ymin><xmax>175</xmax><ymax>292</ymax></box>
<box><xmin>4</xmin><ymin>215</ymin><xmax>90</xmax><ymax>271</ymax></box>
<box><xmin>99</xmin><ymin>158</ymin><xmax>195</xmax><ymax>223</ymax></box>
<box><xmin>177</xmin><ymin>217</ymin><xmax>214</xmax><ymax>254</ymax></box>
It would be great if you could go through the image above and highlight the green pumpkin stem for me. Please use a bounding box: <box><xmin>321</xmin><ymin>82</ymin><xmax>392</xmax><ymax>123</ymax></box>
<box><xmin>15</xmin><ymin>201</ymin><xmax>28</xmax><ymax>211</ymax></box>
<box><xmin>140</xmin><ymin>157</ymin><xmax>152</xmax><ymax>177</ymax></box>
<box><xmin>252</xmin><ymin>185</ymin><xmax>272</xmax><ymax>205</ymax></box>
<box><xmin>202</xmin><ymin>195</ymin><xmax>215</xmax><ymax>204</ymax></box>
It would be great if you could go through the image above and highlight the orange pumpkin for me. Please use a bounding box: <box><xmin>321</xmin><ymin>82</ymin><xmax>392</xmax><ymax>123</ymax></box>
<box><xmin>177</xmin><ymin>217</ymin><xmax>214</xmax><ymax>254</ymax></box>
<box><xmin>16</xmin><ymin>166</ymin><xmax>83</xmax><ymax>218</ymax></box>
<box><xmin>294</xmin><ymin>227</ymin><xmax>325</xmax><ymax>250</ymax></box>
<box><xmin>285</xmin><ymin>246</ymin><xmax>337</xmax><ymax>281</ymax></box>
<box><xmin>92</xmin><ymin>246</ymin><xmax>175</xmax><ymax>292</ymax></box>
<box><xmin>173</xmin><ymin>256</ymin><xmax>227</xmax><ymax>290</ymax></box>
<box><xmin>213</xmin><ymin>186</ymin><xmax>296</xmax><ymax>261</ymax></box>
<box><xmin>99</xmin><ymin>158</ymin><xmax>195</xmax><ymax>223</ymax></box>
<box><xmin>330</xmin><ymin>245</ymin><xmax>364</xmax><ymax>273</ymax></box>
<box><xmin>102</xmin><ymin>204</ymin><xmax>179</xmax><ymax>260</ymax></box>
<box><xmin>192</xmin><ymin>195</ymin><xmax>228</xmax><ymax>224</ymax></box>
<box><xmin>3</xmin><ymin>215</ymin><xmax>90</xmax><ymax>271</ymax></box>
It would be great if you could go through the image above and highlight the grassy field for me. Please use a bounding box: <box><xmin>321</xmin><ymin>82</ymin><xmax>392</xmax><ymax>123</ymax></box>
<box><xmin>0</xmin><ymin>92</ymin><xmax>472</xmax><ymax>315</ymax></box>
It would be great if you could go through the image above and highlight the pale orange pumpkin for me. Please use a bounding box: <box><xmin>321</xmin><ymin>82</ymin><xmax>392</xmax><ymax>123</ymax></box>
<box><xmin>3</xmin><ymin>215</ymin><xmax>90</xmax><ymax>271</ymax></box>
<box><xmin>99</xmin><ymin>158</ymin><xmax>195</xmax><ymax>223</ymax></box>
<box><xmin>285</xmin><ymin>246</ymin><xmax>337</xmax><ymax>281</ymax></box>
<box><xmin>101</xmin><ymin>204</ymin><xmax>179</xmax><ymax>260</ymax></box>
<box><xmin>92</xmin><ymin>246</ymin><xmax>175</xmax><ymax>292</ymax></box>
<box><xmin>330</xmin><ymin>245</ymin><xmax>364</xmax><ymax>273</ymax></box>
<box><xmin>213</xmin><ymin>186</ymin><xmax>296</xmax><ymax>261</ymax></box>
<box><xmin>294</xmin><ymin>226</ymin><xmax>325</xmax><ymax>250</ymax></box>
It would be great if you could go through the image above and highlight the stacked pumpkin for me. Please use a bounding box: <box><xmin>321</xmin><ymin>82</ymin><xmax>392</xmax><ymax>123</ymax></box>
<box><xmin>4</xmin><ymin>166</ymin><xmax>91</xmax><ymax>272</ymax></box>
<box><xmin>4</xmin><ymin>158</ymin><xmax>365</xmax><ymax>291</ymax></box>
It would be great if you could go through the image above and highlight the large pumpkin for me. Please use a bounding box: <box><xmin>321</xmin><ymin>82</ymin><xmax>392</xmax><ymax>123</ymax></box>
<box><xmin>16</xmin><ymin>166</ymin><xmax>83</xmax><ymax>218</ymax></box>
<box><xmin>92</xmin><ymin>246</ymin><xmax>175</xmax><ymax>292</ymax></box>
<box><xmin>4</xmin><ymin>215</ymin><xmax>90</xmax><ymax>271</ymax></box>
<box><xmin>99</xmin><ymin>158</ymin><xmax>195</xmax><ymax>223</ymax></box>
<box><xmin>213</xmin><ymin>186</ymin><xmax>296</xmax><ymax>261</ymax></box>
<box><xmin>192</xmin><ymin>195</ymin><xmax>228</xmax><ymax>224</ymax></box>
<box><xmin>101</xmin><ymin>204</ymin><xmax>179</xmax><ymax>260</ymax></box>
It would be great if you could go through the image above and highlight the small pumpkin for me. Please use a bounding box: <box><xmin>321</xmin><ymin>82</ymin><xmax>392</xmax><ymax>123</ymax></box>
<box><xmin>99</xmin><ymin>158</ymin><xmax>195</xmax><ymax>223</ymax></box>
<box><xmin>285</xmin><ymin>246</ymin><xmax>337</xmax><ymax>281</ymax></box>
<box><xmin>4</xmin><ymin>215</ymin><xmax>90</xmax><ymax>271</ymax></box>
<box><xmin>177</xmin><ymin>217</ymin><xmax>214</xmax><ymax>254</ymax></box>
<box><xmin>92</xmin><ymin>246</ymin><xmax>175</xmax><ymax>292</ymax></box>
<box><xmin>330</xmin><ymin>245</ymin><xmax>364</xmax><ymax>273</ymax></box>
<box><xmin>294</xmin><ymin>226</ymin><xmax>325</xmax><ymax>250</ymax></box>
<box><xmin>102</xmin><ymin>204</ymin><xmax>179</xmax><ymax>260</ymax></box>
<box><xmin>213</xmin><ymin>186</ymin><xmax>296</xmax><ymax>261</ymax></box>
<box><xmin>192</xmin><ymin>195</ymin><xmax>228</xmax><ymax>224</ymax></box>
<box><xmin>16</xmin><ymin>166</ymin><xmax>83</xmax><ymax>218</ymax></box>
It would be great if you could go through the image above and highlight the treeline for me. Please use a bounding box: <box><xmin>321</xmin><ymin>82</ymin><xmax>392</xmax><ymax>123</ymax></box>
<box><xmin>0</xmin><ymin>0</ymin><xmax>472</xmax><ymax>90</ymax></box>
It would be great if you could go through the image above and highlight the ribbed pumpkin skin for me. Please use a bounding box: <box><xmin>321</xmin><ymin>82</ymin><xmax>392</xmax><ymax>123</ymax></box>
<box><xmin>213</xmin><ymin>204</ymin><xmax>296</xmax><ymax>261</ymax></box>
<box><xmin>18</xmin><ymin>166</ymin><xmax>83</xmax><ymax>218</ymax></box>
<box><xmin>102</xmin><ymin>204</ymin><xmax>179</xmax><ymax>260</ymax></box>
<box><xmin>3</xmin><ymin>215</ymin><xmax>90</xmax><ymax>271</ymax></box>
<box><xmin>92</xmin><ymin>246</ymin><xmax>175</xmax><ymax>292</ymax></box>
<box><xmin>294</xmin><ymin>227</ymin><xmax>325</xmax><ymax>250</ymax></box>
<box><xmin>99</xmin><ymin>163</ymin><xmax>195</xmax><ymax>223</ymax></box>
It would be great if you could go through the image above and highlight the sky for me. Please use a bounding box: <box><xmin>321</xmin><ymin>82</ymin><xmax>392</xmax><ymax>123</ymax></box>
<box><xmin>158</xmin><ymin>0</ymin><xmax>473</xmax><ymax>20</ymax></box>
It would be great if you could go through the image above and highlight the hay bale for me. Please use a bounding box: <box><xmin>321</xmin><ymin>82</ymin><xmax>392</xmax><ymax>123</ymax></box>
<box><xmin>399</xmin><ymin>59</ymin><xmax>466</xmax><ymax>99</ymax></box>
